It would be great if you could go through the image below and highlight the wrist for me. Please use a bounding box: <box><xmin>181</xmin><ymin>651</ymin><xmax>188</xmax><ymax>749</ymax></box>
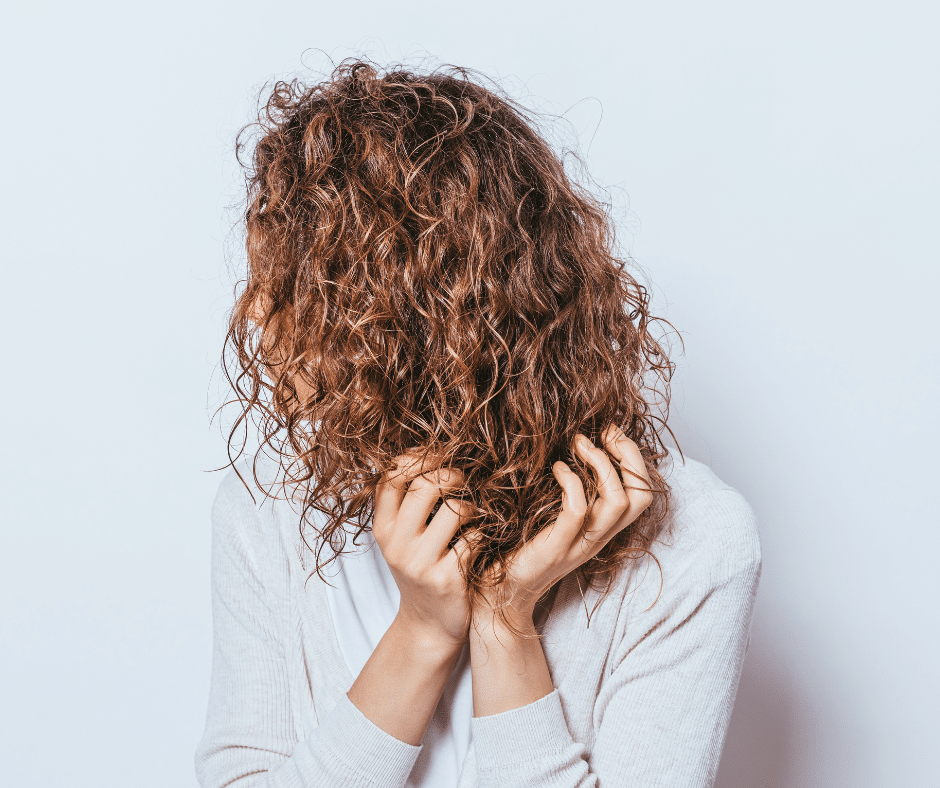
<box><xmin>391</xmin><ymin>610</ymin><xmax>467</xmax><ymax>660</ymax></box>
<box><xmin>349</xmin><ymin>611</ymin><xmax>466</xmax><ymax>747</ymax></box>
<box><xmin>468</xmin><ymin>604</ymin><xmax>554</xmax><ymax>718</ymax></box>
<box><xmin>471</xmin><ymin>603</ymin><xmax>537</xmax><ymax>643</ymax></box>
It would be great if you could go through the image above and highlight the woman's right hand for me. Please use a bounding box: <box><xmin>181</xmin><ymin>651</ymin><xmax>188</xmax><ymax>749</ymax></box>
<box><xmin>372</xmin><ymin>450</ymin><xmax>476</xmax><ymax>651</ymax></box>
<box><xmin>346</xmin><ymin>452</ymin><xmax>477</xmax><ymax>746</ymax></box>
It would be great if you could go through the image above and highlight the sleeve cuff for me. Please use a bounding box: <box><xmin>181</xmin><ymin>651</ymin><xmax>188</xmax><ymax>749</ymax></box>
<box><xmin>470</xmin><ymin>689</ymin><xmax>575</xmax><ymax>770</ymax></box>
<box><xmin>317</xmin><ymin>692</ymin><xmax>422</xmax><ymax>783</ymax></box>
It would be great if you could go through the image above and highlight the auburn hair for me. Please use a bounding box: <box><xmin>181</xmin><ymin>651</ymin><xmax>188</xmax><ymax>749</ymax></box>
<box><xmin>223</xmin><ymin>59</ymin><xmax>675</xmax><ymax>613</ymax></box>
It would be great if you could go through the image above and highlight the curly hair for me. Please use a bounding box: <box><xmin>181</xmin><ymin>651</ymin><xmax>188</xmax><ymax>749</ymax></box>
<box><xmin>223</xmin><ymin>58</ymin><xmax>676</xmax><ymax>613</ymax></box>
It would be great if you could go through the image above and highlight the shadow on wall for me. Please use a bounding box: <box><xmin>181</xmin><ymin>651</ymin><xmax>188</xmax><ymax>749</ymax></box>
<box><xmin>715</xmin><ymin>647</ymin><xmax>794</xmax><ymax>788</ymax></box>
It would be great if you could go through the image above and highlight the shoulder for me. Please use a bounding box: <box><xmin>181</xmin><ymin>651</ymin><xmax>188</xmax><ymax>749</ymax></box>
<box><xmin>653</xmin><ymin>449</ymin><xmax>762</xmax><ymax>586</ymax></box>
<box><xmin>210</xmin><ymin>453</ymin><xmax>297</xmax><ymax>569</ymax></box>
<box><xmin>588</xmin><ymin>451</ymin><xmax>762</xmax><ymax>663</ymax></box>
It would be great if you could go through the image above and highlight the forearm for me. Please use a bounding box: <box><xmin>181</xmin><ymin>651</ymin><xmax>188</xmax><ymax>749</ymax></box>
<box><xmin>469</xmin><ymin>610</ymin><xmax>554</xmax><ymax>717</ymax></box>
<box><xmin>347</xmin><ymin>613</ymin><xmax>463</xmax><ymax>745</ymax></box>
<box><xmin>469</xmin><ymin>610</ymin><xmax>592</xmax><ymax>787</ymax></box>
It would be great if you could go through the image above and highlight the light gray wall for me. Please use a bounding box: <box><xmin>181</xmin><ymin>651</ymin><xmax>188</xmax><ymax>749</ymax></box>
<box><xmin>1</xmin><ymin>2</ymin><xmax>937</xmax><ymax>786</ymax></box>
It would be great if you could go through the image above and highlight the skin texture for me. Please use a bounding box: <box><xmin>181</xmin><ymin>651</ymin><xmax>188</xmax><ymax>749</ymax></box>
<box><xmin>256</xmin><ymin>311</ymin><xmax>655</xmax><ymax>743</ymax></box>
<box><xmin>468</xmin><ymin>427</ymin><xmax>653</xmax><ymax>717</ymax></box>
<box><xmin>351</xmin><ymin>425</ymin><xmax>653</xmax><ymax>741</ymax></box>
<box><xmin>346</xmin><ymin>459</ymin><xmax>475</xmax><ymax>746</ymax></box>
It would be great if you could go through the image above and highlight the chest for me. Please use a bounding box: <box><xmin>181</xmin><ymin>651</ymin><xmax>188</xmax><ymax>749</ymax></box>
<box><xmin>282</xmin><ymin>560</ymin><xmax>620</xmax><ymax>785</ymax></box>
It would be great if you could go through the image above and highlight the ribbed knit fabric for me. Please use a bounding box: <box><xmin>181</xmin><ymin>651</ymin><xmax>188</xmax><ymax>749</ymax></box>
<box><xmin>195</xmin><ymin>450</ymin><xmax>762</xmax><ymax>788</ymax></box>
<box><xmin>321</xmin><ymin>525</ymin><xmax>475</xmax><ymax>788</ymax></box>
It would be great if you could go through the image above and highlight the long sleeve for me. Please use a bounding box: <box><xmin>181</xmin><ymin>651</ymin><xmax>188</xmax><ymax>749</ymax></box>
<box><xmin>194</xmin><ymin>471</ymin><xmax>422</xmax><ymax>788</ymax></box>
<box><xmin>469</xmin><ymin>490</ymin><xmax>762</xmax><ymax>788</ymax></box>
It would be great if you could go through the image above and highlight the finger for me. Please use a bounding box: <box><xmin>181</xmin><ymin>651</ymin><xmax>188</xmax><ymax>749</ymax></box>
<box><xmin>421</xmin><ymin>497</ymin><xmax>478</xmax><ymax>561</ymax></box>
<box><xmin>246</xmin><ymin>290</ymin><xmax>273</xmax><ymax>325</ymax></box>
<box><xmin>534</xmin><ymin>461</ymin><xmax>588</xmax><ymax>551</ymax></box>
<box><xmin>446</xmin><ymin>526</ymin><xmax>482</xmax><ymax>576</ymax></box>
<box><xmin>600</xmin><ymin>424</ymin><xmax>654</xmax><ymax>526</ymax></box>
<box><xmin>571</xmin><ymin>433</ymin><xmax>630</xmax><ymax>543</ymax></box>
<box><xmin>395</xmin><ymin>467</ymin><xmax>466</xmax><ymax>544</ymax></box>
<box><xmin>374</xmin><ymin>448</ymin><xmax>442</xmax><ymax>534</ymax></box>
<box><xmin>440</xmin><ymin>529</ymin><xmax>484</xmax><ymax>618</ymax></box>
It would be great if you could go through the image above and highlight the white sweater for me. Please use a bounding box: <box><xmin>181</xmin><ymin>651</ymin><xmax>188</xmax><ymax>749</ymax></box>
<box><xmin>321</xmin><ymin>526</ymin><xmax>475</xmax><ymax>788</ymax></box>
<box><xmin>195</xmin><ymin>451</ymin><xmax>762</xmax><ymax>788</ymax></box>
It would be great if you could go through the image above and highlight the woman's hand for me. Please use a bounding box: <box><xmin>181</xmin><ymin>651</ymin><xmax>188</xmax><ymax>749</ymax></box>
<box><xmin>346</xmin><ymin>450</ymin><xmax>477</xmax><ymax>746</ymax></box>
<box><xmin>468</xmin><ymin>424</ymin><xmax>654</xmax><ymax>718</ymax></box>
<box><xmin>473</xmin><ymin>424</ymin><xmax>654</xmax><ymax>631</ymax></box>
<box><xmin>372</xmin><ymin>450</ymin><xmax>476</xmax><ymax>651</ymax></box>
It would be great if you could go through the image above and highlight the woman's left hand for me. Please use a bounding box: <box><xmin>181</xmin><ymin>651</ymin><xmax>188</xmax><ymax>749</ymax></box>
<box><xmin>473</xmin><ymin>423</ymin><xmax>654</xmax><ymax>630</ymax></box>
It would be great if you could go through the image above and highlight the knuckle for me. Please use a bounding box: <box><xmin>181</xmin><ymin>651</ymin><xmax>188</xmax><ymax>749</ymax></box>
<box><xmin>389</xmin><ymin>452</ymin><xmax>419</xmax><ymax>476</ymax></box>
<box><xmin>397</xmin><ymin>555</ymin><xmax>423</xmax><ymax>579</ymax></box>
<box><xmin>623</xmin><ymin>436</ymin><xmax>641</xmax><ymax>451</ymax></box>
<box><xmin>608</xmin><ymin>489</ymin><xmax>630</xmax><ymax>511</ymax></box>
<box><xmin>406</xmin><ymin>559</ymin><xmax>425</xmax><ymax>578</ymax></box>
<box><xmin>567</xmin><ymin>499</ymin><xmax>588</xmax><ymax>518</ymax></box>
<box><xmin>371</xmin><ymin>521</ymin><xmax>387</xmax><ymax>543</ymax></box>
<box><xmin>408</xmin><ymin>473</ymin><xmax>430</xmax><ymax>489</ymax></box>
<box><xmin>612</xmin><ymin>430</ymin><xmax>640</xmax><ymax>451</ymax></box>
<box><xmin>411</xmin><ymin>467</ymin><xmax>466</xmax><ymax>498</ymax></box>
<box><xmin>448</xmin><ymin>495</ymin><xmax>471</xmax><ymax>512</ymax></box>
<box><xmin>395</xmin><ymin>446</ymin><xmax>424</xmax><ymax>464</ymax></box>
<box><xmin>634</xmin><ymin>488</ymin><xmax>654</xmax><ymax>512</ymax></box>
<box><xmin>408</xmin><ymin>475</ymin><xmax>436</xmax><ymax>496</ymax></box>
<box><xmin>435</xmin><ymin>467</ymin><xmax>466</xmax><ymax>489</ymax></box>
<box><xmin>426</xmin><ymin>565</ymin><xmax>448</xmax><ymax>588</ymax></box>
<box><xmin>457</xmin><ymin>499</ymin><xmax>479</xmax><ymax>519</ymax></box>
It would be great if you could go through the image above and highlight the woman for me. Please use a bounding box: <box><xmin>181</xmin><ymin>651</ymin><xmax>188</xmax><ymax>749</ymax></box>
<box><xmin>195</xmin><ymin>60</ymin><xmax>761</xmax><ymax>788</ymax></box>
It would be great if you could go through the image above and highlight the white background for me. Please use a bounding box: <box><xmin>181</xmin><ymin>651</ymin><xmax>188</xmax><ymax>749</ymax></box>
<box><xmin>1</xmin><ymin>2</ymin><xmax>937</xmax><ymax>786</ymax></box>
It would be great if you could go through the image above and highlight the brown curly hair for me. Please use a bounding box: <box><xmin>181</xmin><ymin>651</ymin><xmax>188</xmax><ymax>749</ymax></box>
<box><xmin>223</xmin><ymin>58</ymin><xmax>676</xmax><ymax>610</ymax></box>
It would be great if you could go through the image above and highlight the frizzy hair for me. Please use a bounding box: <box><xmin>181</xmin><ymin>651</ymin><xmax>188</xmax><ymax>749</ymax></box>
<box><xmin>222</xmin><ymin>58</ymin><xmax>677</xmax><ymax>618</ymax></box>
